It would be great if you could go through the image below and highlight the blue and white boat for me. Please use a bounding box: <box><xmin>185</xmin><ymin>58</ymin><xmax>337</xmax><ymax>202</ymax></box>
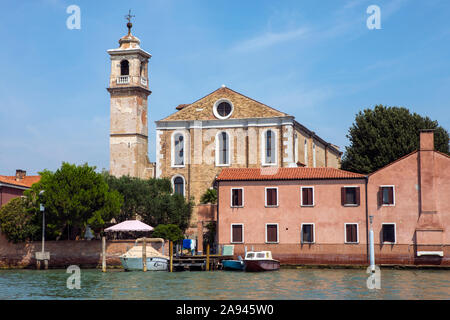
<box><xmin>119</xmin><ymin>238</ymin><xmax>169</xmax><ymax>271</ymax></box>
<box><xmin>222</xmin><ymin>256</ymin><xmax>244</xmax><ymax>271</ymax></box>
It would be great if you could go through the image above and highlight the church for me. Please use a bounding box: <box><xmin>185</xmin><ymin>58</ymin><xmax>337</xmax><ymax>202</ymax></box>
<box><xmin>107</xmin><ymin>22</ymin><xmax>342</xmax><ymax>237</ymax></box>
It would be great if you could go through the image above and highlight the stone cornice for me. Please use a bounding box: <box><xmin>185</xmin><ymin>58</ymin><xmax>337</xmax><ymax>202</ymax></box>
<box><xmin>107</xmin><ymin>86</ymin><xmax>151</xmax><ymax>97</ymax></box>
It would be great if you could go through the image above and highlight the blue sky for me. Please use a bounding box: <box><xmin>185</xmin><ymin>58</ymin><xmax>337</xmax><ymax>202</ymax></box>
<box><xmin>0</xmin><ymin>0</ymin><xmax>449</xmax><ymax>175</ymax></box>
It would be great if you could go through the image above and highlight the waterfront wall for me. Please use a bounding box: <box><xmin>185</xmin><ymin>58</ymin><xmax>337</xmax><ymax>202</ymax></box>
<box><xmin>230</xmin><ymin>243</ymin><xmax>450</xmax><ymax>266</ymax></box>
<box><xmin>0</xmin><ymin>232</ymin><xmax>168</xmax><ymax>269</ymax></box>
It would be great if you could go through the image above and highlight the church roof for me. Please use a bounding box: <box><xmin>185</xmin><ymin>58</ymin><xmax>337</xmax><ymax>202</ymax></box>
<box><xmin>159</xmin><ymin>86</ymin><xmax>287</xmax><ymax>122</ymax></box>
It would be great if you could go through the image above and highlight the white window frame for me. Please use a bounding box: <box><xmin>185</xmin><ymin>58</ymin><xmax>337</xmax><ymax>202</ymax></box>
<box><xmin>260</xmin><ymin>129</ymin><xmax>278</xmax><ymax>166</ymax></box>
<box><xmin>215</xmin><ymin>131</ymin><xmax>231</xmax><ymax>166</ymax></box>
<box><xmin>265</xmin><ymin>223</ymin><xmax>279</xmax><ymax>244</ymax></box>
<box><xmin>301</xmin><ymin>223</ymin><xmax>315</xmax><ymax>244</ymax></box>
<box><xmin>381</xmin><ymin>223</ymin><xmax>396</xmax><ymax>244</ymax></box>
<box><xmin>171</xmin><ymin>131</ymin><xmax>186</xmax><ymax>168</ymax></box>
<box><xmin>294</xmin><ymin>133</ymin><xmax>299</xmax><ymax>164</ymax></box>
<box><xmin>304</xmin><ymin>139</ymin><xmax>308</xmax><ymax>167</ymax></box>
<box><xmin>344</xmin><ymin>223</ymin><xmax>359</xmax><ymax>244</ymax></box>
<box><xmin>230</xmin><ymin>187</ymin><xmax>244</xmax><ymax>208</ymax></box>
<box><xmin>380</xmin><ymin>185</ymin><xmax>396</xmax><ymax>207</ymax></box>
<box><xmin>343</xmin><ymin>186</ymin><xmax>359</xmax><ymax>207</ymax></box>
<box><xmin>300</xmin><ymin>186</ymin><xmax>315</xmax><ymax>207</ymax></box>
<box><xmin>313</xmin><ymin>142</ymin><xmax>316</xmax><ymax>167</ymax></box>
<box><xmin>213</xmin><ymin>98</ymin><xmax>234</xmax><ymax>120</ymax></box>
<box><xmin>264</xmin><ymin>187</ymin><xmax>279</xmax><ymax>207</ymax></box>
<box><xmin>171</xmin><ymin>174</ymin><xmax>186</xmax><ymax>197</ymax></box>
<box><xmin>231</xmin><ymin>223</ymin><xmax>244</xmax><ymax>243</ymax></box>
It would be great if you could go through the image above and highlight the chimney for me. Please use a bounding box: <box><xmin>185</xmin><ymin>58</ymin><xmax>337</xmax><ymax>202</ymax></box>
<box><xmin>15</xmin><ymin>169</ymin><xmax>26</xmax><ymax>181</ymax></box>
<box><xmin>420</xmin><ymin>129</ymin><xmax>434</xmax><ymax>151</ymax></box>
<box><xmin>418</xmin><ymin>130</ymin><xmax>437</xmax><ymax>213</ymax></box>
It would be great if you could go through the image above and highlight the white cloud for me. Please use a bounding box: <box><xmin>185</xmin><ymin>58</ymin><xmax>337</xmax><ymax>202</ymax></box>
<box><xmin>230</xmin><ymin>27</ymin><xmax>309</xmax><ymax>53</ymax></box>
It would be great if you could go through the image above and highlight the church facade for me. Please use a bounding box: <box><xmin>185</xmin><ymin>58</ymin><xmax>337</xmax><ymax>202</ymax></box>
<box><xmin>107</xmin><ymin>25</ymin><xmax>342</xmax><ymax>230</ymax></box>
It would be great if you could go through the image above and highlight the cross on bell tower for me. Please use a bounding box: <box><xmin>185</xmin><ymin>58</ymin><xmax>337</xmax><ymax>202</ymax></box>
<box><xmin>125</xmin><ymin>9</ymin><xmax>135</xmax><ymax>35</ymax></box>
<box><xmin>106</xmin><ymin>13</ymin><xmax>155</xmax><ymax>179</ymax></box>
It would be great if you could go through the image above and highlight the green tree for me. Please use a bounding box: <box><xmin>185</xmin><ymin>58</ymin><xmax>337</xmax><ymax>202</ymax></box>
<box><xmin>104</xmin><ymin>174</ymin><xmax>193</xmax><ymax>231</ymax></box>
<box><xmin>25</xmin><ymin>163</ymin><xmax>123</xmax><ymax>240</ymax></box>
<box><xmin>200</xmin><ymin>189</ymin><xmax>217</xmax><ymax>204</ymax></box>
<box><xmin>341</xmin><ymin>105</ymin><xmax>449</xmax><ymax>174</ymax></box>
<box><xmin>0</xmin><ymin>198</ymin><xmax>40</xmax><ymax>243</ymax></box>
<box><xmin>151</xmin><ymin>224</ymin><xmax>184</xmax><ymax>242</ymax></box>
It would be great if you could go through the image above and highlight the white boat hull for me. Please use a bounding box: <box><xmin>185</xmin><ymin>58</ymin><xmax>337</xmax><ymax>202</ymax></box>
<box><xmin>120</xmin><ymin>256</ymin><xmax>169</xmax><ymax>271</ymax></box>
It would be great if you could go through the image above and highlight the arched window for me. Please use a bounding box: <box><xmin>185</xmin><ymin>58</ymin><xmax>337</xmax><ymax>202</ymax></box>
<box><xmin>120</xmin><ymin>60</ymin><xmax>129</xmax><ymax>76</ymax></box>
<box><xmin>173</xmin><ymin>176</ymin><xmax>184</xmax><ymax>196</ymax></box>
<box><xmin>265</xmin><ymin>130</ymin><xmax>276</xmax><ymax>164</ymax></box>
<box><xmin>173</xmin><ymin>133</ymin><xmax>184</xmax><ymax>166</ymax></box>
<box><xmin>217</xmin><ymin>132</ymin><xmax>229</xmax><ymax>165</ymax></box>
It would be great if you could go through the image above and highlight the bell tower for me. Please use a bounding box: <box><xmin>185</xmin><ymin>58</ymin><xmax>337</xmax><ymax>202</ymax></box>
<box><xmin>107</xmin><ymin>14</ymin><xmax>154</xmax><ymax>178</ymax></box>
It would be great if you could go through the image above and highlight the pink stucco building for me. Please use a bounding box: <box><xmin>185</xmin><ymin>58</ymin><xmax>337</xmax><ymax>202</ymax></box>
<box><xmin>216</xmin><ymin>131</ymin><xmax>449</xmax><ymax>266</ymax></box>
<box><xmin>367</xmin><ymin>130</ymin><xmax>449</xmax><ymax>265</ymax></box>
<box><xmin>0</xmin><ymin>170</ymin><xmax>40</xmax><ymax>207</ymax></box>
<box><xmin>216</xmin><ymin>167</ymin><xmax>369</xmax><ymax>265</ymax></box>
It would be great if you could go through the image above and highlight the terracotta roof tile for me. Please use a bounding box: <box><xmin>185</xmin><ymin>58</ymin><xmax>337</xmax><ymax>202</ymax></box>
<box><xmin>216</xmin><ymin>167</ymin><xmax>365</xmax><ymax>181</ymax></box>
<box><xmin>0</xmin><ymin>175</ymin><xmax>41</xmax><ymax>188</ymax></box>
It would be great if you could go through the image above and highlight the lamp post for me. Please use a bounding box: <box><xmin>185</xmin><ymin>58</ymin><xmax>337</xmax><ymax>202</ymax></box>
<box><xmin>39</xmin><ymin>190</ymin><xmax>45</xmax><ymax>255</ymax></box>
<box><xmin>369</xmin><ymin>215</ymin><xmax>376</xmax><ymax>272</ymax></box>
<box><xmin>35</xmin><ymin>190</ymin><xmax>49</xmax><ymax>269</ymax></box>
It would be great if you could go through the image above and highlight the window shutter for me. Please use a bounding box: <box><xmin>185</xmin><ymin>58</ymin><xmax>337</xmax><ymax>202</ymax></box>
<box><xmin>272</xmin><ymin>189</ymin><xmax>277</xmax><ymax>205</ymax></box>
<box><xmin>302</xmin><ymin>188</ymin><xmax>308</xmax><ymax>205</ymax></box>
<box><xmin>308</xmin><ymin>188</ymin><xmax>313</xmax><ymax>205</ymax></box>
<box><xmin>346</xmin><ymin>225</ymin><xmax>351</xmax><ymax>242</ymax></box>
<box><xmin>232</xmin><ymin>225</ymin><xmax>242</xmax><ymax>242</ymax></box>
<box><xmin>237</xmin><ymin>189</ymin><xmax>242</xmax><ymax>206</ymax></box>
<box><xmin>388</xmin><ymin>187</ymin><xmax>394</xmax><ymax>205</ymax></box>
<box><xmin>341</xmin><ymin>187</ymin><xmax>345</xmax><ymax>206</ymax></box>
<box><xmin>267</xmin><ymin>225</ymin><xmax>277</xmax><ymax>242</ymax></box>
<box><xmin>378</xmin><ymin>187</ymin><xmax>383</xmax><ymax>206</ymax></box>
<box><xmin>355</xmin><ymin>187</ymin><xmax>360</xmax><ymax>206</ymax></box>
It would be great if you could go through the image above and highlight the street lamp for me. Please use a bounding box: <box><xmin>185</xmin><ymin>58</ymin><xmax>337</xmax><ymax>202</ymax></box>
<box><xmin>35</xmin><ymin>190</ymin><xmax>49</xmax><ymax>269</ymax></box>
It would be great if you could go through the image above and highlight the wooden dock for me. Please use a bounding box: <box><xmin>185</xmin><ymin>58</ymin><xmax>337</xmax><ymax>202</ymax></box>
<box><xmin>172</xmin><ymin>255</ymin><xmax>229</xmax><ymax>271</ymax></box>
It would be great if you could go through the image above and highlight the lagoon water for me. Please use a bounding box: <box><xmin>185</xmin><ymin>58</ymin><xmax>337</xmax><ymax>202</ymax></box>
<box><xmin>0</xmin><ymin>268</ymin><xmax>449</xmax><ymax>300</ymax></box>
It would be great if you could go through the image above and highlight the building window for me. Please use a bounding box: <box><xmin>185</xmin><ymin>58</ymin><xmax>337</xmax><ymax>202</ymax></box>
<box><xmin>173</xmin><ymin>176</ymin><xmax>185</xmax><ymax>196</ymax></box>
<box><xmin>213</xmin><ymin>99</ymin><xmax>234</xmax><ymax>119</ymax></box>
<box><xmin>266</xmin><ymin>224</ymin><xmax>278</xmax><ymax>243</ymax></box>
<box><xmin>380</xmin><ymin>186</ymin><xmax>395</xmax><ymax>206</ymax></box>
<box><xmin>231</xmin><ymin>224</ymin><xmax>243</xmax><ymax>243</ymax></box>
<box><xmin>341</xmin><ymin>187</ymin><xmax>360</xmax><ymax>206</ymax></box>
<box><xmin>216</xmin><ymin>131</ymin><xmax>230</xmax><ymax>166</ymax></box>
<box><xmin>264</xmin><ymin>130</ymin><xmax>276</xmax><ymax>164</ymax></box>
<box><xmin>265</xmin><ymin>188</ymin><xmax>278</xmax><ymax>207</ymax></box>
<box><xmin>301</xmin><ymin>187</ymin><xmax>314</xmax><ymax>206</ymax></box>
<box><xmin>304</xmin><ymin>139</ymin><xmax>308</xmax><ymax>166</ymax></box>
<box><xmin>345</xmin><ymin>223</ymin><xmax>358</xmax><ymax>243</ymax></box>
<box><xmin>382</xmin><ymin>224</ymin><xmax>396</xmax><ymax>243</ymax></box>
<box><xmin>313</xmin><ymin>142</ymin><xmax>316</xmax><ymax>167</ymax></box>
<box><xmin>301</xmin><ymin>224</ymin><xmax>314</xmax><ymax>243</ymax></box>
<box><xmin>231</xmin><ymin>188</ymin><xmax>244</xmax><ymax>207</ymax></box>
<box><xmin>172</xmin><ymin>133</ymin><xmax>185</xmax><ymax>166</ymax></box>
<box><xmin>120</xmin><ymin>60</ymin><xmax>129</xmax><ymax>76</ymax></box>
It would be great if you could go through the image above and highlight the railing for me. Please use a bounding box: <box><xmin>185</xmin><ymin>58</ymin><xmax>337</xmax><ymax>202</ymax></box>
<box><xmin>140</xmin><ymin>76</ymin><xmax>148</xmax><ymax>86</ymax></box>
<box><xmin>116</xmin><ymin>75</ymin><xmax>130</xmax><ymax>84</ymax></box>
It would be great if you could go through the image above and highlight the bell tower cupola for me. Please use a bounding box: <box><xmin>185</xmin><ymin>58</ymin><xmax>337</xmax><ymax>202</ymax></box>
<box><xmin>107</xmin><ymin>12</ymin><xmax>154</xmax><ymax>179</ymax></box>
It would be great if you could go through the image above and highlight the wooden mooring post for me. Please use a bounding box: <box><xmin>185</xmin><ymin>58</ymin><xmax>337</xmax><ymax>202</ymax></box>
<box><xmin>102</xmin><ymin>236</ymin><xmax>106</xmax><ymax>272</ymax></box>
<box><xmin>206</xmin><ymin>244</ymin><xmax>210</xmax><ymax>271</ymax></box>
<box><xmin>142</xmin><ymin>237</ymin><xmax>147</xmax><ymax>272</ymax></box>
<box><xmin>169</xmin><ymin>241</ymin><xmax>173</xmax><ymax>272</ymax></box>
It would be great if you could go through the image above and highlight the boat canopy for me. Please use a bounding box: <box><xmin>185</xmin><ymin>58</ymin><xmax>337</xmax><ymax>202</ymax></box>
<box><xmin>245</xmin><ymin>251</ymin><xmax>273</xmax><ymax>260</ymax></box>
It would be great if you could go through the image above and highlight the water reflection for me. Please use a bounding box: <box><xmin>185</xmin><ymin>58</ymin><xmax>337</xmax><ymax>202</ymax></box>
<box><xmin>0</xmin><ymin>268</ymin><xmax>448</xmax><ymax>300</ymax></box>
